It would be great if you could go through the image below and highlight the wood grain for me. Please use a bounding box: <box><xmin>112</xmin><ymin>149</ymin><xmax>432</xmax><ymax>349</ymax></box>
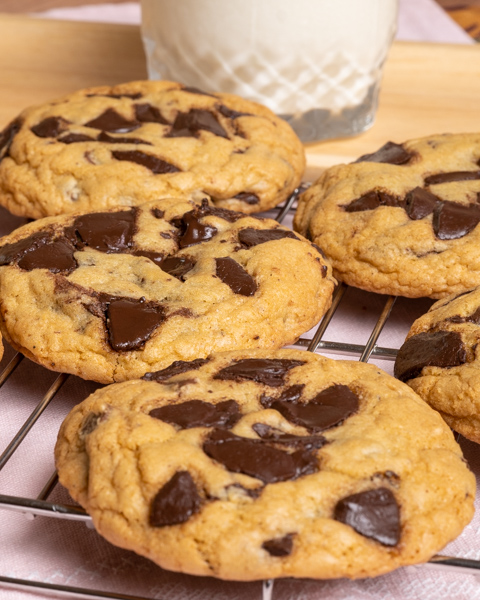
<box><xmin>1</xmin><ymin>14</ymin><xmax>479</xmax><ymax>177</ymax></box>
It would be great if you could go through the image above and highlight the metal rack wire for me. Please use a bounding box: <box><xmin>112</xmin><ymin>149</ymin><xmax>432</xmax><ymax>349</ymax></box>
<box><xmin>1</xmin><ymin>195</ymin><xmax>480</xmax><ymax>599</ymax></box>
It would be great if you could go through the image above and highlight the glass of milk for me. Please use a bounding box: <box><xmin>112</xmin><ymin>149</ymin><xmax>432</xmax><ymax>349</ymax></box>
<box><xmin>141</xmin><ymin>0</ymin><xmax>398</xmax><ymax>142</ymax></box>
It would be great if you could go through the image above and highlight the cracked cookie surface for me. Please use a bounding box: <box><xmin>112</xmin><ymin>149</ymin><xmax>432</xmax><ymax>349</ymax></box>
<box><xmin>55</xmin><ymin>348</ymin><xmax>475</xmax><ymax>581</ymax></box>
<box><xmin>0</xmin><ymin>80</ymin><xmax>305</xmax><ymax>218</ymax></box>
<box><xmin>294</xmin><ymin>133</ymin><xmax>480</xmax><ymax>298</ymax></box>
<box><xmin>395</xmin><ymin>286</ymin><xmax>480</xmax><ymax>443</ymax></box>
<box><xmin>0</xmin><ymin>198</ymin><xmax>334</xmax><ymax>383</ymax></box>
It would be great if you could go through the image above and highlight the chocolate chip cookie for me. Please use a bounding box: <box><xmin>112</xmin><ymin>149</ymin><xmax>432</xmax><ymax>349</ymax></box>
<box><xmin>0</xmin><ymin>80</ymin><xmax>305</xmax><ymax>218</ymax></box>
<box><xmin>55</xmin><ymin>348</ymin><xmax>475</xmax><ymax>581</ymax></box>
<box><xmin>0</xmin><ymin>198</ymin><xmax>333</xmax><ymax>383</ymax></box>
<box><xmin>395</xmin><ymin>286</ymin><xmax>480</xmax><ymax>443</ymax></box>
<box><xmin>294</xmin><ymin>133</ymin><xmax>480</xmax><ymax>298</ymax></box>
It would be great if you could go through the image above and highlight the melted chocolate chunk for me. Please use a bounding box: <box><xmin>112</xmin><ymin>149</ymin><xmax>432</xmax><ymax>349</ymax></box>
<box><xmin>168</xmin><ymin>109</ymin><xmax>228</xmax><ymax>139</ymax></box>
<box><xmin>81</xmin><ymin>412</ymin><xmax>106</xmax><ymax>435</ymax></box>
<box><xmin>215</xmin><ymin>257</ymin><xmax>257</xmax><ymax>296</ymax></box>
<box><xmin>0</xmin><ymin>231</ymin><xmax>76</xmax><ymax>273</ymax></box>
<box><xmin>152</xmin><ymin>208</ymin><xmax>165</xmax><ymax>219</ymax></box>
<box><xmin>217</xmin><ymin>104</ymin><xmax>251</xmax><ymax>119</ymax></box>
<box><xmin>150</xmin><ymin>471</ymin><xmax>202</xmax><ymax>527</ymax></box>
<box><xmin>334</xmin><ymin>487</ymin><xmax>400</xmax><ymax>546</ymax></box>
<box><xmin>17</xmin><ymin>237</ymin><xmax>77</xmax><ymax>273</ymax></box>
<box><xmin>86</xmin><ymin>92</ymin><xmax>143</xmax><ymax>100</ymax></box>
<box><xmin>0</xmin><ymin>117</ymin><xmax>23</xmax><ymax>160</ymax></box>
<box><xmin>214</xmin><ymin>358</ymin><xmax>305</xmax><ymax>387</ymax></box>
<box><xmin>262</xmin><ymin>534</ymin><xmax>295</xmax><ymax>557</ymax></box>
<box><xmin>176</xmin><ymin>209</ymin><xmax>218</xmax><ymax>248</ymax></box>
<box><xmin>424</xmin><ymin>171</ymin><xmax>480</xmax><ymax>185</ymax></box>
<box><xmin>343</xmin><ymin>190</ymin><xmax>401</xmax><ymax>212</ymax></box>
<box><xmin>195</xmin><ymin>203</ymin><xmax>245</xmax><ymax>223</ymax></box>
<box><xmin>203</xmin><ymin>429</ymin><xmax>318</xmax><ymax>483</ymax></box>
<box><xmin>59</xmin><ymin>133</ymin><xmax>96</xmax><ymax>144</ymax></box>
<box><xmin>111</xmin><ymin>150</ymin><xmax>180</xmax><ymax>174</ymax></box>
<box><xmin>234</xmin><ymin>192</ymin><xmax>260</xmax><ymax>205</ymax></box>
<box><xmin>132</xmin><ymin>250</ymin><xmax>165</xmax><ymax>266</ymax></box>
<box><xmin>106</xmin><ymin>297</ymin><xmax>166</xmax><ymax>351</ymax></box>
<box><xmin>142</xmin><ymin>358</ymin><xmax>210</xmax><ymax>382</ymax></box>
<box><xmin>260</xmin><ymin>384</ymin><xmax>304</xmax><ymax>407</ymax></box>
<box><xmin>394</xmin><ymin>330</ymin><xmax>467</xmax><ymax>382</ymax></box>
<box><xmin>160</xmin><ymin>255</ymin><xmax>196</xmax><ymax>280</ymax></box>
<box><xmin>355</xmin><ymin>141</ymin><xmax>413</xmax><ymax>165</ymax></box>
<box><xmin>73</xmin><ymin>209</ymin><xmax>137</xmax><ymax>253</ymax></box>
<box><xmin>31</xmin><ymin>116</ymin><xmax>70</xmax><ymax>138</ymax></box>
<box><xmin>134</xmin><ymin>103</ymin><xmax>169</xmax><ymax>124</ymax></box>
<box><xmin>252</xmin><ymin>423</ymin><xmax>326</xmax><ymax>449</ymax></box>
<box><xmin>447</xmin><ymin>306</ymin><xmax>480</xmax><ymax>325</ymax></box>
<box><xmin>269</xmin><ymin>384</ymin><xmax>359</xmax><ymax>432</ymax></box>
<box><xmin>433</xmin><ymin>201</ymin><xmax>480</xmax><ymax>240</ymax></box>
<box><xmin>404</xmin><ymin>187</ymin><xmax>440</xmax><ymax>220</ymax></box>
<box><xmin>84</xmin><ymin>108</ymin><xmax>140</xmax><ymax>132</ymax></box>
<box><xmin>237</xmin><ymin>228</ymin><xmax>299</xmax><ymax>248</ymax></box>
<box><xmin>97</xmin><ymin>131</ymin><xmax>152</xmax><ymax>145</ymax></box>
<box><xmin>150</xmin><ymin>399</ymin><xmax>241</xmax><ymax>429</ymax></box>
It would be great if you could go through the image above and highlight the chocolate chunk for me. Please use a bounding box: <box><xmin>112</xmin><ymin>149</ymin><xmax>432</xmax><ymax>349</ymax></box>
<box><xmin>217</xmin><ymin>104</ymin><xmax>251</xmax><ymax>120</ymax></box>
<box><xmin>31</xmin><ymin>116</ymin><xmax>70</xmax><ymax>138</ymax></box>
<box><xmin>150</xmin><ymin>399</ymin><xmax>241</xmax><ymax>429</ymax></box>
<box><xmin>404</xmin><ymin>187</ymin><xmax>440</xmax><ymax>220</ymax></box>
<box><xmin>132</xmin><ymin>250</ymin><xmax>165</xmax><ymax>267</ymax></box>
<box><xmin>0</xmin><ymin>230</ymin><xmax>77</xmax><ymax>273</ymax></box>
<box><xmin>150</xmin><ymin>471</ymin><xmax>202</xmax><ymax>527</ymax></box>
<box><xmin>214</xmin><ymin>358</ymin><xmax>305</xmax><ymax>387</ymax></box>
<box><xmin>134</xmin><ymin>103</ymin><xmax>169</xmax><ymax>125</ymax></box>
<box><xmin>269</xmin><ymin>384</ymin><xmax>359</xmax><ymax>432</ymax></box>
<box><xmin>252</xmin><ymin>423</ymin><xmax>326</xmax><ymax>449</ymax></box>
<box><xmin>394</xmin><ymin>330</ymin><xmax>467</xmax><ymax>382</ymax></box>
<box><xmin>355</xmin><ymin>141</ymin><xmax>413</xmax><ymax>165</ymax></box>
<box><xmin>0</xmin><ymin>117</ymin><xmax>23</xmax><ymax>161</ymax></box>
<box><xmin>97</xmin><ymin>131</ymin><xmax>152</xmax><ymax>145</ymax></box>
<box><xmin>215</xmin><ymin>257</ymin><xmax>257</xmax><ymax>296</ymax></box>
<box><xmin>234</xmin><ymin>192</ymin><xmax>260</xmax><ymax>205</ymax></box>
<box><xmin>237</xmin><ymin>228</ymin><xmax>299</xmax><ymax>248</ymax></box>
<box><xmin>73</xmin><ymin>209</ymin><xmax>137</xmax><ymax>253</ymax></box>
<box><xmin>203</xmin><ymin>429</ymin><xmax>318</xmax><ymax>483</ymax></box>
<box><xmin>106</xmin><ymin>297</ymin><xmax>166</xmax><ymax>351</ymax></box>
<box><xmin>151</xmin><ymin>208</ymin><xmax>165</xmax><ymax>219</ymax></box>
<box><xmin>160</xmin><ymin>255</ymin><xmax>196</xmax><ymax>280</ymax></box>
<box><xmin>262</xmin><ymin>534</ymin><xmax>295</xmax><ymax>557</ymax></box>
<box><xmin>81</xmin><ymin>412</ymin><xmax>106</xmax><ymax>435</ymax></box>
<box><xmin>447</xmin><ymin>306</ymin><xmax>480</xmax><ymax>325</ymax></box>
<box><xmin>111</xmin><ymin>150</ymin><xmax>180</xmax><ymax>174</ymax></box>
<box><xmin>17</xmin><ymin>237</ymin><xmax>77</xmax><ymax>273</ymax></box>
<box><xmin>343</xmin><ymin>190</ymin><xmax>401</xmax><ymax>212</ymax></box>
<box><xmin>176</xmin><ymin>209</ymin><xmax>218</xmax><ymax>248</ymax></box>
<box><xmin>59</xmin><ymin>133</ymin><xmax>96</xmax><ymax>144</ymax></box>
<box><xmin>195</xmin><ymin>203</ymin><xmax>245</xmax><ymax>223</ymax></box>
<box><xmin>142</xmin><ymin>358</ymin><xmax>210</xmax><ymax>382</ymax></box>
<box><xmin>84</xmin><ymin>108</ymin><xmax>140</xmax><ymax>132</ymax></box>
<box><xmin>425</xmin><ymin>171</ymin><xmax>480</xmax><ymax>185</ymax></box>
<box><xmin>168</xmin><ymin>109</ymin><xmax>228</xmax><ymax>139</ymax></box>
<box><xmin>260</xmin><ymin>384</ymin><xmax>304</xmax><ymax>407</ymax></box>
<box><xmin>433</xmin><ymin>201</ymin><xmax>480</xmax><ymax>240</ymax></box>
<box><xmin>334</xmin><ymin>487</ymin><xmax>400</xmax><ymax>546</ymax></box>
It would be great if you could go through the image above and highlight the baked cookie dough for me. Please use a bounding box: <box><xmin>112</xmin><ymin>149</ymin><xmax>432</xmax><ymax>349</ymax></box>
<box><xmin>0</xmin><ymin>198</ymin><xmax>334</xmax><ymax>383</ymax></box>
<box><xmin>395</xmin><ymin>286</ymin><xmax>480</xmax><ymax>443</ymax></box>
<box><xmin>294</xmin><ymin>133</ymin><xmax>480</xmax><ymax>298</ymax></box>
<box><xmin>55</xmin><ymin>348</ymin><xmax>475</xmax><ymax>581</ymax></box>
<box><xmin>0</xmin><ymin>80</ymin><xmax>305</xmax><ymax>218</ymax></box>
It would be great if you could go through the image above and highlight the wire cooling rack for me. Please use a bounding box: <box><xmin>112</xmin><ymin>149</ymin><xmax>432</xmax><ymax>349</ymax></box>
<box><xmin>1</xmin><ymin>195</ymin><xmax>480</xmax><ymax>600</ymax></box>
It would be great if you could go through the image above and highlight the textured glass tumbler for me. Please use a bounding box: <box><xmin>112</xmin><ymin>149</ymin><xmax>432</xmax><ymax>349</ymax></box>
<box><xmin>141</xmin><ymin>0</ymin><xmax>398</xmax><ymax>142</ymax></box>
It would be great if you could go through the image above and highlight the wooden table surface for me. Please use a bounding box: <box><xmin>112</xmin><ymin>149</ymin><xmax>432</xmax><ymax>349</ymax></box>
<box><xmin>1</xmin><ymin>13</ymin><xmax>480</xmax><ymax>181</ymax></box>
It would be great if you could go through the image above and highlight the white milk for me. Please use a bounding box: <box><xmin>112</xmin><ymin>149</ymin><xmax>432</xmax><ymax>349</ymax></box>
<box><xmin>141</xmin><ymin>0</ymin><xmax>398</xmax><ymax>141</ymax></box>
